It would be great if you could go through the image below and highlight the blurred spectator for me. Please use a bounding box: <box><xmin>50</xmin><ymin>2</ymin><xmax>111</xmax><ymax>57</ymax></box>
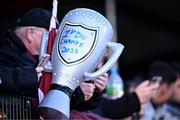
<box><xmin>140</xmin><ymin>61</ymin><xmax>177</xmax><ymax>120</ymax></box>
<box><xmin>162</xmin><ymin>62</ymin><xmax>180</xmax><ymax>118</ymax></box>
<box><xmin>91</xmin><ymin>73</ymin><xmax>159</xmax><ymax>119</ymax></box>
<box><xmin>0</xmin><ymin>8</ymin><xmax>51</xmax><ymax>98</ymax></box>
<box><xmin>123</xmin><ymin>75</ymin><xmax>146</xmax><ymax>120</ymax></box>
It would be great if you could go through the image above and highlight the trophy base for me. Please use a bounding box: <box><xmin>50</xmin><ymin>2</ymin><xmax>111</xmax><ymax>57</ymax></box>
<box><xmin>38</xmin><ymin>107</ymin><xmax>68</xmax><ymax>120</ymax></box>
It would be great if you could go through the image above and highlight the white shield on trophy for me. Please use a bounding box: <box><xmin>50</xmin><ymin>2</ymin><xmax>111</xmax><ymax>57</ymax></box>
<box><xmin>57</xmin><ymin>22</ymin><xmax>98</xmax><ymax>65</ymax></box>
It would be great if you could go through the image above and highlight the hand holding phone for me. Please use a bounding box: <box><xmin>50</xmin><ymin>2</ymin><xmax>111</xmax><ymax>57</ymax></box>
<box><xmin>37</xmin><ymin>54</ymin><xmax>50</xmax><ymax>67</ymax></box>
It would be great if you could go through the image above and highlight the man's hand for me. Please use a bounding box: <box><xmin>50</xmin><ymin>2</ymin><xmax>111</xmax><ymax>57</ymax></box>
<box><xmin>135</xmin><ymin>80</ymin><xmax>159</xmax><ymax>104</ymax></box>
<box><xmin>94</xmin><ymin>72</ymin><xmax>108</xmax><ymax>93</ymax></box>
<box><xmin>79</xmin><ymin>82</ymin><xmax>95</xmax><ymax>101</ymax></box>
<box><xmin>36</xmin><ymin>66</ymin><xmax>43</xmax><ymax>81</ymax></box>
<box><xmin>79</xmin><ymin>72</ymin><xmax>108</xmax><ymax>101</ymax></box>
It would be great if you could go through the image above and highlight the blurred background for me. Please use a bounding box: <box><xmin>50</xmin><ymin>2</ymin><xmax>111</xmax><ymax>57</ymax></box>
<box><xmin>1</xmin><ymin>0</ymin><xmax>180</xmax><ymax>80</ymax></box>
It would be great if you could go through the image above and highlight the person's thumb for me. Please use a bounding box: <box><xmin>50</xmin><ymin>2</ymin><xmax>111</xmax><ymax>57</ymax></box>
<box><xmin>36</xmin><ymin>67</ymin><xmax>43</xmax><ymax>73</ymax></box>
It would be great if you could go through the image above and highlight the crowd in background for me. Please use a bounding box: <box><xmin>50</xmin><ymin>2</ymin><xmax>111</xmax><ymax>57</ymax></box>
<box><xmin>69</xmin><ymin>60</ymin><xmax>180</xmax><ymax>120</ymax></box>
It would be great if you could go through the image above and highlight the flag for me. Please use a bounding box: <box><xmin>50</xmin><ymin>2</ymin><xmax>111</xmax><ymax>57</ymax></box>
<box><xmin>38</xmin><ymin>0</ymin><xmax>58</xmax><ymax>103</ymax></box>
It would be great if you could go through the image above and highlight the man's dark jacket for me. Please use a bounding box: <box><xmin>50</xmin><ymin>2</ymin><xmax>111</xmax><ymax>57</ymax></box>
<box><xmin>0</xmin><ymin>29</ymin><xmax>38</xmax><ymax>98</ymax></box>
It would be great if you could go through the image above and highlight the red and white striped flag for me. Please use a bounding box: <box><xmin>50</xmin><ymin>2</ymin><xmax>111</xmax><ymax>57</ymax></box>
<box><xmin>38</xmin><ymin>0</ymin><xmax>58</xmax><ymax>103</ymax></box>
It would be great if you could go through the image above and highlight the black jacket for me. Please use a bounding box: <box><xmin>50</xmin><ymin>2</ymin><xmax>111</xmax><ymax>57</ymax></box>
<box><xmin>0</xmin><ymin>29</ymin><xmax>101</xmax><ymax>110</ymax></box>
<box><xmin>92</xmin><ymin>92</ymin><xmax>141</xmax><ymax>119</ymax></box>
<box><xmin>0</xmin><ymin>29</ymin><xmax>38</xmax><ymax>98</ymax></box>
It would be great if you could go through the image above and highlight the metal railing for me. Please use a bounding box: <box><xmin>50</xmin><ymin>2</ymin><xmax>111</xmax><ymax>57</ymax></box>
<box><xmin>0</xmin><ymin>94</ymin><xmax>33</xmax><ymax>120</ymax></box>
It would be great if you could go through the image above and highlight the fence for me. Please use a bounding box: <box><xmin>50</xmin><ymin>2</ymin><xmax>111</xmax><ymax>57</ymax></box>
<box><xmin>0</xmin><ymin>94</ymin><xmax>33</xmax><ymax>119</ymax></box>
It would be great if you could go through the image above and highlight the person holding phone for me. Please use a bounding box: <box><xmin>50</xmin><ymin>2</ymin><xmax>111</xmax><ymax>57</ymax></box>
<box><xmin>162</xmin><ymin>62</ymin><xmax>180</xmax><ymax>119</ymax></box>
<box><xmin>140</xmin><ymin>61</ymin><xmax>177</xmax><ymax>120</ymax></box>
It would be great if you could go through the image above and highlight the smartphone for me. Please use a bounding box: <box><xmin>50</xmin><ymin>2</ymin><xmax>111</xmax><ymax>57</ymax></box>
<box><xmin>37</xmin><ymin>54</ymin><xmax>50</xmax><ymax>67</ymax></box>
<box><xmin>150</xmin><ymin>76</ymin><xmax>162</xmax><ymax>85</ymax></box>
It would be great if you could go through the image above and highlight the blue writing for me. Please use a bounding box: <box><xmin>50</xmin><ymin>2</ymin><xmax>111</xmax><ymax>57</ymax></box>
<box><xmin>74</xmin><ymin>31</ymin><xmax>87</xmax><ymax>40</ymax></box>
<box><xmin>61</xmin><ymin>47</ymin><xmax>78</xmax><ymax>54</ymax></box>
<box><xmin>62</xmin><ymin>29</ymin><xmax>70</xmax><ymax>38</ymax></box>
<box><xmin>70</xmin><ymin>29</ymin><xmax>76</xmax><ymax>34</ymax></box>
<box><xmin>64</xmin><ymin>39</ymin><xmax>68</xmax><ymax>44</ymax></box>
<box><xmin>78</xmin><ymin>43</ymin><xmax>84</xmax><ymax>47</ymax></box>
<box><xmin>75</xmin><ymin>48</ymin><xmax>78</xmax><ymax>54</ymax></box>
<box><xmin>81</xmin><ymin>35</ymin><xmax>87</xmax><ymax>40</ymax></box>
<box><xmin>74</xmin><ymin>31</ymin><xmax>81</xmax><ymax>39</ymax></box>
<box><xmin>62</xmin><ymin>28</ymin><xmax>88</xmax><ymax>40</ymax></box>
<box><xmin>75</xmin><ymin>41</ymin><xmax>79</xmax><ymax>45</ymax></box>
<box><xmin>61</xmin><ymin>47</ymin><xmax>67</xmax><ymax>53</ymax></box>
<box><xmin>60</xmin><ymin>27</ymin><xmax>89</xmax><ymax>54</ymax></box>
<box><xmin>61</xmin><ymin>39</ymin><xmax>82</xmax><ymax>46</ymax></box>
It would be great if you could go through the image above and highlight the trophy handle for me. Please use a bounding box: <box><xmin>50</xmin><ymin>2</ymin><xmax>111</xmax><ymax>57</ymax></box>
<box><xmin>39</xmin><ymin>32</ymin><xmax>49</xmax><ymax>60</ymax></box>
<box><xmin>84</xmin><ymin>42</ymin><xmax>124</xmax><ymax>80</ymax></box>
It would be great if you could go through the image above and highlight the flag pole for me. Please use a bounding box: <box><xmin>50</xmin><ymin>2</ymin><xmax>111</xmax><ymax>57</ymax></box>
<box><xmin>38</xmin><ymin>0</ymin><xmax>58</xmax><ymax>103</ymax></box>
<box><xmin>47</xmin><ymin>0</ymin><xmax>58</xmax><ymax>54</ymax></box>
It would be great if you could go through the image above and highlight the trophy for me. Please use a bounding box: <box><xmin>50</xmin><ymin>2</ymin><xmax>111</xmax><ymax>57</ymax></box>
<box><xmin>38</xmin><ymin>8</ymin><xmax>124</xmax><ymax>119</ymax></box>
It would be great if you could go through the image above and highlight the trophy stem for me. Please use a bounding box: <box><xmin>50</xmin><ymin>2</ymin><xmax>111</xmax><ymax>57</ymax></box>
<box><xmin>38</xmin><ymin>85</ymin><xmax>72</xmax><ymax>119</ymax></box>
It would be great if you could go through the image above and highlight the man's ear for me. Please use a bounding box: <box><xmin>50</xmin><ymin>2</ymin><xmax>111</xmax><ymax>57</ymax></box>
<box><xmin>26</xmin><ymin>28</ymin><xmax>34</xmax><ymax>43</ymax></box>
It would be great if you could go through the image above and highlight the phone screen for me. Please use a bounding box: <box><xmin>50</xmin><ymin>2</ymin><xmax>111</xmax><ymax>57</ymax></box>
<box><xmin>37</xmin><ymin>54</ymin><xmax>50</xmax><ymax>67</ymax></box>
<box><xmin>150</xmin><ymin>76</ymin><xmax>162</xmax><ymax>85</ymax></box>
